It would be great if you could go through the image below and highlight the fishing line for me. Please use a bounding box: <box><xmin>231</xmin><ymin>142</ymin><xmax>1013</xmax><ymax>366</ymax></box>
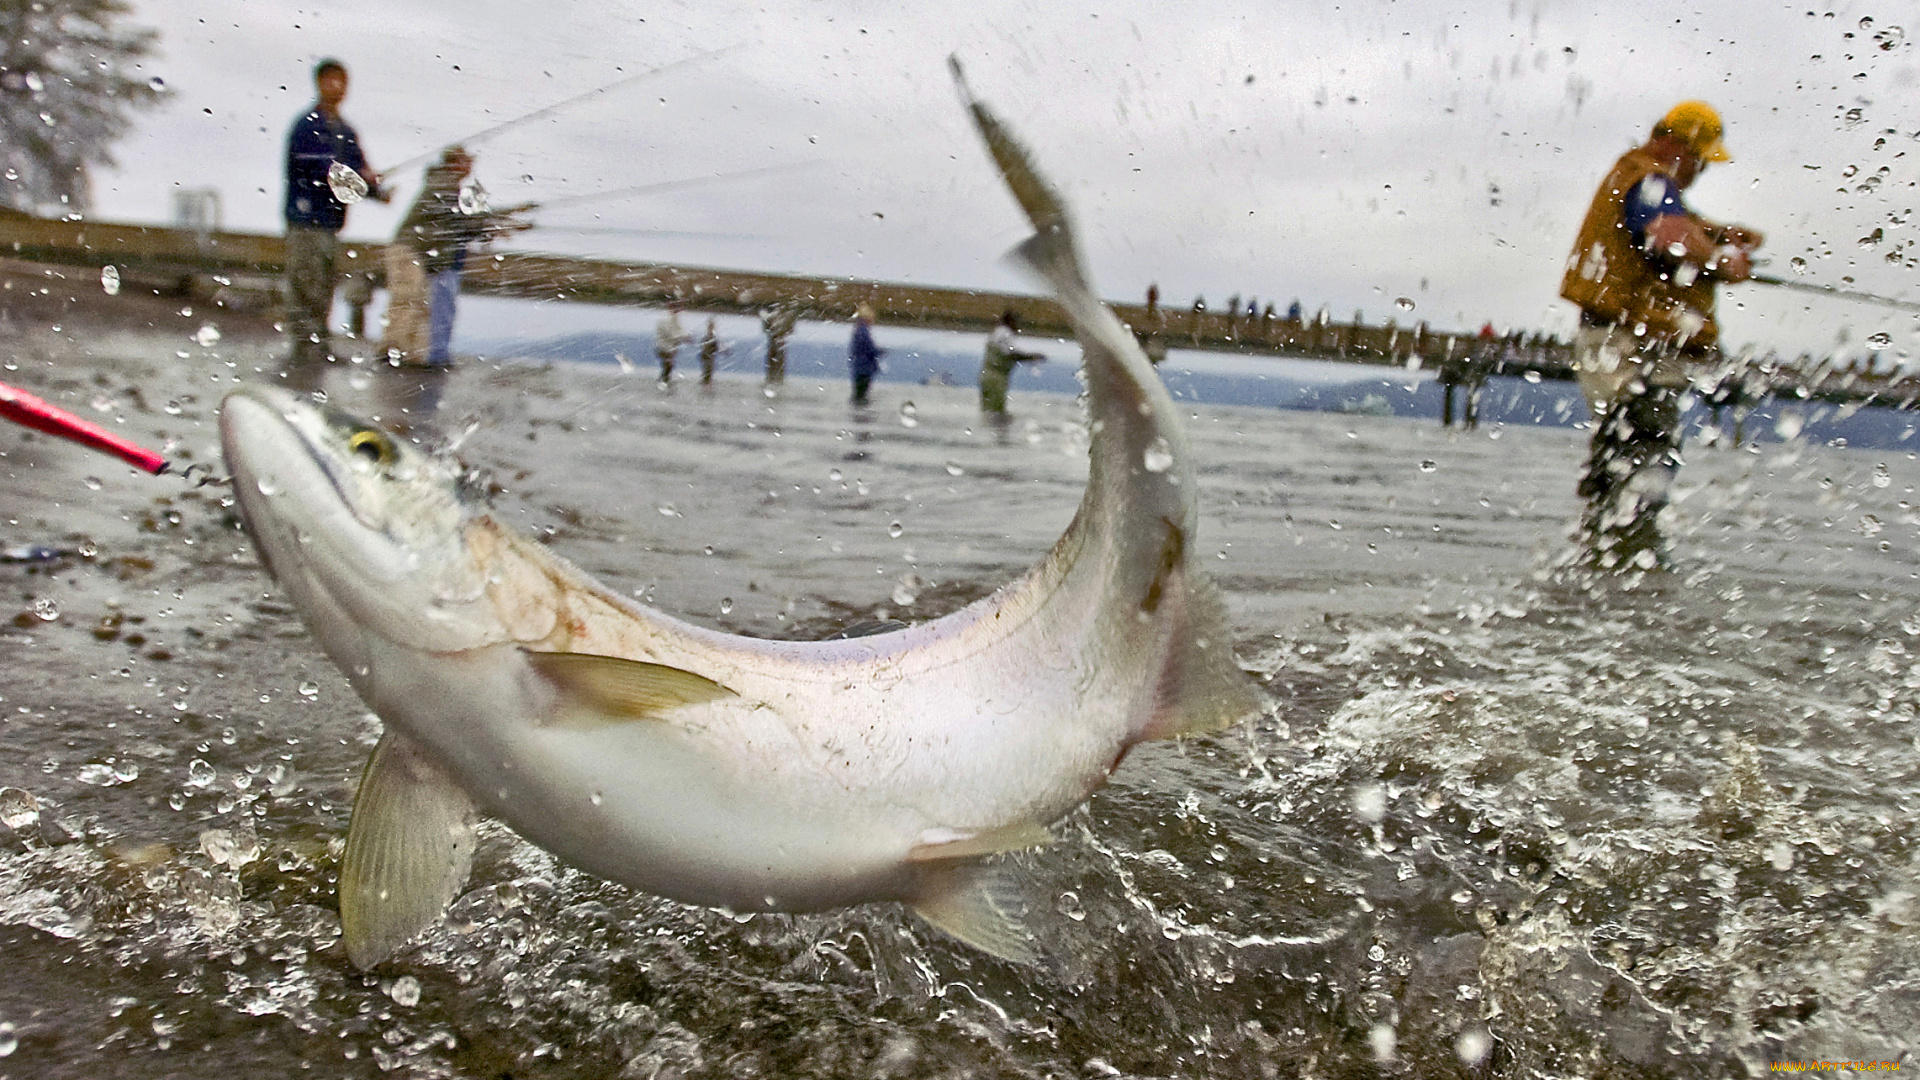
<box><xmin>382</xmin><ymin>44</ymin><xmax>747</xmax><ymax>177</ymax></box>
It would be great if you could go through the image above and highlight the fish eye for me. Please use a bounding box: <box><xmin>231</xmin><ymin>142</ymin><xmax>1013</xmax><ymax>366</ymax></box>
<box><xmin>346</xmin><ymin>428</ymin><xmax>396</xmax><ymax>468</ymax></box>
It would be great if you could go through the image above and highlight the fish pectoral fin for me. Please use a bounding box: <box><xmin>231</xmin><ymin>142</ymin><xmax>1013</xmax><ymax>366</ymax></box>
<box><xmin>524</xmin><ymin>649</ymin><xmax>736</xmax><ymax>729</ymax></box>
<box><xmin>339</xmin><ymin>729</ymin><xmax>479</xmax><ymax>969</ymax></box>
<box><xmin>1141</xmin><ymin>570</ymin><xmax>1269</xmax><ymax>742</ymax></box>
<box><xmin>910</xmin><ymin>859</ymin><xmax>1039</xmax><ymax>966</ymax></box>
<box><xmin>906</xmin><ymin>820</ymin><xmax>1053</xmax><ymax>863</ymax></box>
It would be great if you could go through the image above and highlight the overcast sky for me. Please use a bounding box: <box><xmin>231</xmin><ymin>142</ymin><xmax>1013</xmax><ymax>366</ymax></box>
<box><xmin>89</xmin><ymin>0</ymin><xmax>1919</xmax><ymax>358</ymax></box>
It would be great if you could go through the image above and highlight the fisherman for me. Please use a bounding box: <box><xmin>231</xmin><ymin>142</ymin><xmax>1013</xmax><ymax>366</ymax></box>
<box><xmin>760</xmin><ymin>304</ymin><xmax>797</xmax><ymax>384</ymax></box>
<box><xmin>848</xmin><ymin>304</ymin><xmax>884</xmax><ymax>406</ymax></box>
<box><xmin>1560</xmin><ymin>100</ymin><xmax>1763</xmax><ymax>569</ymax></box>
<box><xmin>282</xmin><ymin>58</ymin><xmax>388</xmax><ymax>364</ymax></box>
<box><xmin>390</xmin><ymin>147</ymin><xmax>529</xmax><ymax>367</ymax></box>
<box><xmin>655</xmin><ymin>302</ymin><xmax>691</xmax><ymax>383</ymax></box>
<box><xmin>698</xmin><ymin>316</ymin><xmax>720</xmax><ymax>385</ymax></box>
<box><xmin>979</xmin><ymin>309</ymin><xmax>1045</xmax><ymax>416</ymax></box>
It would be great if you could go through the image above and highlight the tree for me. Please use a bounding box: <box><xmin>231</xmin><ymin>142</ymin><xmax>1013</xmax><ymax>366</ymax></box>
<box><xmin>0</xmin><ymin>0</ymin><xmax>162</xmax><ymax>216</ymax></box>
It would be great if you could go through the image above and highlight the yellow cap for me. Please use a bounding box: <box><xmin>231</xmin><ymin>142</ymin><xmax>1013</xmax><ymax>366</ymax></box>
<box><xmin>1653</xmin><ymin>100</ymin><xmax>1731</xmax><ymax>163</ymax></box>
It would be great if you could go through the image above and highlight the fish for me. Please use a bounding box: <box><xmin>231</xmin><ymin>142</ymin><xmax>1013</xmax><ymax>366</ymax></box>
<box><xmin>218</xmin><ymin>70</ymin><xmax>1265</xmax><ymax>969</ymax></box>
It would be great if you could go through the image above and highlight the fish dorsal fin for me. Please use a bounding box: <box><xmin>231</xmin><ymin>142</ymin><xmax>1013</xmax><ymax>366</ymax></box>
<box><xmin>907</xmin><ymin>820</ymin><xmax>1053</xmax><ymax>863</ymax></box>
<box><xmin>524</xmin><ymin>649</ymin><xmax>735</xmax><ymax>729</ymax></box>
<box><xmin>910</xmin><ymin>859</ymin><xmax>1039</xmax><ymax>965</ymax></box>
<box><xmin>339</xmin><ymin>729</ymin><xmax>479</xmax><ymax>969</ymax></box>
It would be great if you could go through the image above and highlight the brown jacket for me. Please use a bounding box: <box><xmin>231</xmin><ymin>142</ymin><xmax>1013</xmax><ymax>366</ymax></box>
<box><xmin>1560</xmin><ymin>146</ymin><xmax>1718</xmax><ymax>353</ymax></box>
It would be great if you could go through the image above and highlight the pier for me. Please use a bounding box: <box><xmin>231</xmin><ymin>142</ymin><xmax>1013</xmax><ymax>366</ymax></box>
<box><xmin>4</xmin><ymin>209</ymin><xmax>1913</xmax><ymax>408</ymax></box>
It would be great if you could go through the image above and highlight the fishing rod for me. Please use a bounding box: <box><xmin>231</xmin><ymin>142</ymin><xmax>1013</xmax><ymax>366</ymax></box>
<box><xmin>524</xmin><ymin>225</ymin><xmax>767</xmax><ymax>241</ymax></box>
<box><xmin>0</xmin><ymin>381</ymin><xmax>169</xmax><ymax>474</ymax></box>
<box><xmin>517</xmin><ymin>160</ymin><xmax>817</xmax><ymax>214</ymax></box>
<box><xmin>1748</xmin><ymin>273</ymin><xmax>1920</xmax><ymax>314</ymax></box>
<box><xmin>382</xmin><ymin>44</ymin><xmax>745</xmax><ymax>177</ymax></box>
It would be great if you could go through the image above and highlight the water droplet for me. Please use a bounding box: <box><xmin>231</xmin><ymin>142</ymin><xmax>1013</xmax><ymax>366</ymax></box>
<box><xmin>194</xmin><ymin>323</ymin><xmax>221</xmax><ymax>348</ymax></box>
<box><xmin>76</xmin><ymin>540</ymin><xmax>96</xmax><ymax>558</ymax></box>
<box><xmin>1394</xmin><ymin>296</ymin><xmax>1414</xmax><ymax>311</ymax></box>
<box><xmin>887</xmin><ymin>521</ymin><xmax>904</xmax><ymax>539</ymax></box>
<box><xmin>0</xmin><ymin>787</ymin><xmax>41</xmax><ymax>830</ymax></box>
<box><xmin>944</xmin><ymin>461</ymin><xmax>965</xmax><ymax>476</ymax></box>
<box><xmin>1352</xmin><ymin>781</ymin><xmax>1386</xmax><ymax>822</ymax></box>
<box><xmin>898</xmin><ymin>401</ymin><xmax>918</xmax><ymax>428</ymax></box>
<box><xmin>718</xmin><ymin>597</ymin><xmax>735</xmax><ymax>615</ymax></box>
<box><xmin>1055</xmin><ymin>891</ymin><xmax>1086</xmax><ymax>921</ymax></box>
<box><xmin>1867</xmin><ymin>331</ymin><xmax>1892</xmax><ymax>349</ymax></box>
<box><xmin>100</xmin><ymin>265</ymin><xmax>120</xmax><ymax>295</ymax></box>
<box><xmin>1523</xmin><ymin>369</ymin><xmax>1542</xmax><ymax>384</ymax></box>
<box><xmin>657</xmin><ymin>503</ymin><xmax>680</xmax><ymax>517</ymax></box>
<box><xmin>1789</xmin><ymin>256</ymin><xmax>1809</xmax><ymax>274</ymax></box>
<box><xmin>1873</xmin><ymin>463</ymin><xmax>1892</xmax><ymax>488</ymax></box>
<box><xmin>1455</xmin><ymin>1028</ymin><xmax>1492</xmax><ymax>1067</ymax></box>
<box><xmin>148</xmin><ymin>76</ymin><xmax>165</xmax><ymax>91</ymax></box>
<box><xmin>31</xmin><ymin>598</ymin><xmax>59</xmax><ymax>622</ymax></box>
<box><xmin>327</xmin><ymin>160</ymin><xmax>368</xmax><ymax>204</ymax></box>
<box><xmin>89</xmin><ymin>393</ymin><xmax>113</xmax><ymax>413</ymax></box>
<box><xmin>1370</xmin><ymin>1022</ymin><xmax>1397</xmax><ymax>1063</ymax></box>
<box><xmin>298</xmin><ymin>681</ymin><xmax>319</xmax><ymax>699</ymax></box>
<box><xmin>1142</xmin><ymin>436</ymin><xmax>1174</xmax><ymax>473</ymax></box>
<box><xmin>163</xmin><ymin>399</ymin><xmax>183</xmax><ymax>416</ymax></box>
<box><xmin>827</xmin><ymin>468</ymin><xmax>843</xmax><ymax>483</ymax></box>
<box><xmin>0</xmin><ymin>1020</ymin><xmax>16</xmax><ymax>1058</ymax></box>
<box><xmin>589</xmin><ymin>791</ymin><xmax>604</xmax><ymax>806</ymax></box>
<box><xmin>891</xmin><ymin>574</ymin><xmax>920</xmax><ymax>606</ymax></box>
<box><xmin>387</xmin><ymin>975</ymin><xmax>422</xmax><ymax>1007</ymax></box>
<box><xmin>186</xmin><ymin>758</ymin><xmax>216</xmax><ymax>788</ymax></box>
<box><xmin>83</xmin><ymin>476</ymin><xmax>103</xmax><ymax>491</ymax></box>
<box><xmin>521</xmin><ymin>173</ymin><xmax>534</xmax><ymax>184</ymax></box>
<box><xmin>1418</xmin><ymin>460</ymin><xmax>1437</xmax><ymax>473</ymax></box>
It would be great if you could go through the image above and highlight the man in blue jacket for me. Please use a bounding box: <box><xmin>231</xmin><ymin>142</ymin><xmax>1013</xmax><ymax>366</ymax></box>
<box><xmin>283</xmin><ymin>58</ymin><xmax>387</xmax><ymax>363</ymax></box>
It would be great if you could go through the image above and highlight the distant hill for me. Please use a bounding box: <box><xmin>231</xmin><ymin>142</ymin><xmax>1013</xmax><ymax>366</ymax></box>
<box><xmin>471</xmin><ymin>330</ymin><xmax>1918</xmax><ymax>451</ymax></box>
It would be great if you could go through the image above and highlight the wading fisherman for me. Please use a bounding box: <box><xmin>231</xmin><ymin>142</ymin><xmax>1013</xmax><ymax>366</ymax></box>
<box><xmin>1560</xmin><ymin>101</ymin><xmax>1763</xmax><ymax>569</ymax></box>
<box><xmin>282</xmin><ymin>58</ymin><xmax>389</xmax><ymax>364</ymax></box>
<box><xmin>979</xmin><ymin>309</ymin><xmax>1045</xmax><ymax>417</ymax></box>
<box><xmin>388</xmin><ymin>147</ymin><xmax>530</xmax><ymax>367</ymax></box>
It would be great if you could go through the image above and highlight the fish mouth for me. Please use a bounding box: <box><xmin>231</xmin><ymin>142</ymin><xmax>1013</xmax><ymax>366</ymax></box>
<box><xmin>219</xmin><ymin>385</ymin><xmax>384</xmax><ymax>538</ymax></box>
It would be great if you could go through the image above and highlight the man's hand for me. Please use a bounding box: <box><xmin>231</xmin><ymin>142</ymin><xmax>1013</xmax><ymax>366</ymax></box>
<box><xmin>363</xmin><ymin>169</ymin><xmax>393</xmax><ymax>204</ymax></box>
<box><xmin>1709</xmin><ymin>246</ymin><xmax>1753</xmax><ymax>282</ymax></box>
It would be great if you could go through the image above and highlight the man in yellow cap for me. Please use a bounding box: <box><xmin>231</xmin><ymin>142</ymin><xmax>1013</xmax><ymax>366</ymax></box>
<box><xmin>1560</xmin><ymin>100</ymin><xmax>1764</xmax><ymax>569</ymax></box>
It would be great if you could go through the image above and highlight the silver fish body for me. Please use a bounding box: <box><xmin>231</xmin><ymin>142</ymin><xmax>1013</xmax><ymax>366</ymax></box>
<box><xmin>220</xmin><ymin>80</ymin><xmax>1263</xmax><ymax>967</ymax></box>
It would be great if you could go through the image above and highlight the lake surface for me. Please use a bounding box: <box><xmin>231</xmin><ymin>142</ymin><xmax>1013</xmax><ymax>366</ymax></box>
<box><xmin>2</xmin><ymin>325</ymin><xmax>1916</xmax><ymax>1077</ymax></box>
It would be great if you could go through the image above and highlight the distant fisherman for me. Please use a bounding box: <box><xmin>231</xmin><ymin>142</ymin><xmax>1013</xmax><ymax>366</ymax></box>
<box><xmin>282</xmin><ymin>58</ymin><xmax>389</xmax><ymax>365</ymax></box>
<box><xmin>978</xmin><ymin>309</ymin><xmax>1045</xmax><ymax>417</ymax></box>
<box><xmin>1560</xmin><ymin>101</ymin><xmax>1763</xmax><ymax>569</ymax></box>
<box><xmin>655</xmin><ymin>302</ymin><xmax>691</xmax><ymax>383</ymax></box>
<box><xmin>848</xmin><ymin>304</ymin><xmax>883</xmax><ymax>406</ymax></box>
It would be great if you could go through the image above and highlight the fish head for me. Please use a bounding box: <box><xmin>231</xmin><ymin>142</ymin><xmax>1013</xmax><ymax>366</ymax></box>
<box><xmin>220</xmin><ymin>385</ymin><xmax>496</xmax><ymax>667</ymax></box>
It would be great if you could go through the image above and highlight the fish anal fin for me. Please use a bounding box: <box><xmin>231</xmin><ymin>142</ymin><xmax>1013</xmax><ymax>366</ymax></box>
<box><xmin>910</xmin><ymin>860</ymin><xmax>1039</xmax><ymax>965</ymax></box>
<box><xmin>907</xmin><ymin>820</ymin><xmax>1052</xmax><ymax>863</ymax></box>
<box><xmin>524</xmin><ymin>649</ymin><xmax>735</xmax><ymax>730</ymax></box>
<box><xmin>1140</xmin><ymin>570</ymin><xmax>1268</xmax><ymax>742</ymax></box>
<box><xmin>339</xmin><ymin>729</ymin><xmax>478</xmax><ymax>969</ymax></box>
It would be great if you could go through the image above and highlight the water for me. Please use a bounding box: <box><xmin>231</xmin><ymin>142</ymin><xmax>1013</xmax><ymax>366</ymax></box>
<box><xmin>2</xmin><ymin>339</ymin><xmax>1916</xmax><ymax>1076</ymax></box>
